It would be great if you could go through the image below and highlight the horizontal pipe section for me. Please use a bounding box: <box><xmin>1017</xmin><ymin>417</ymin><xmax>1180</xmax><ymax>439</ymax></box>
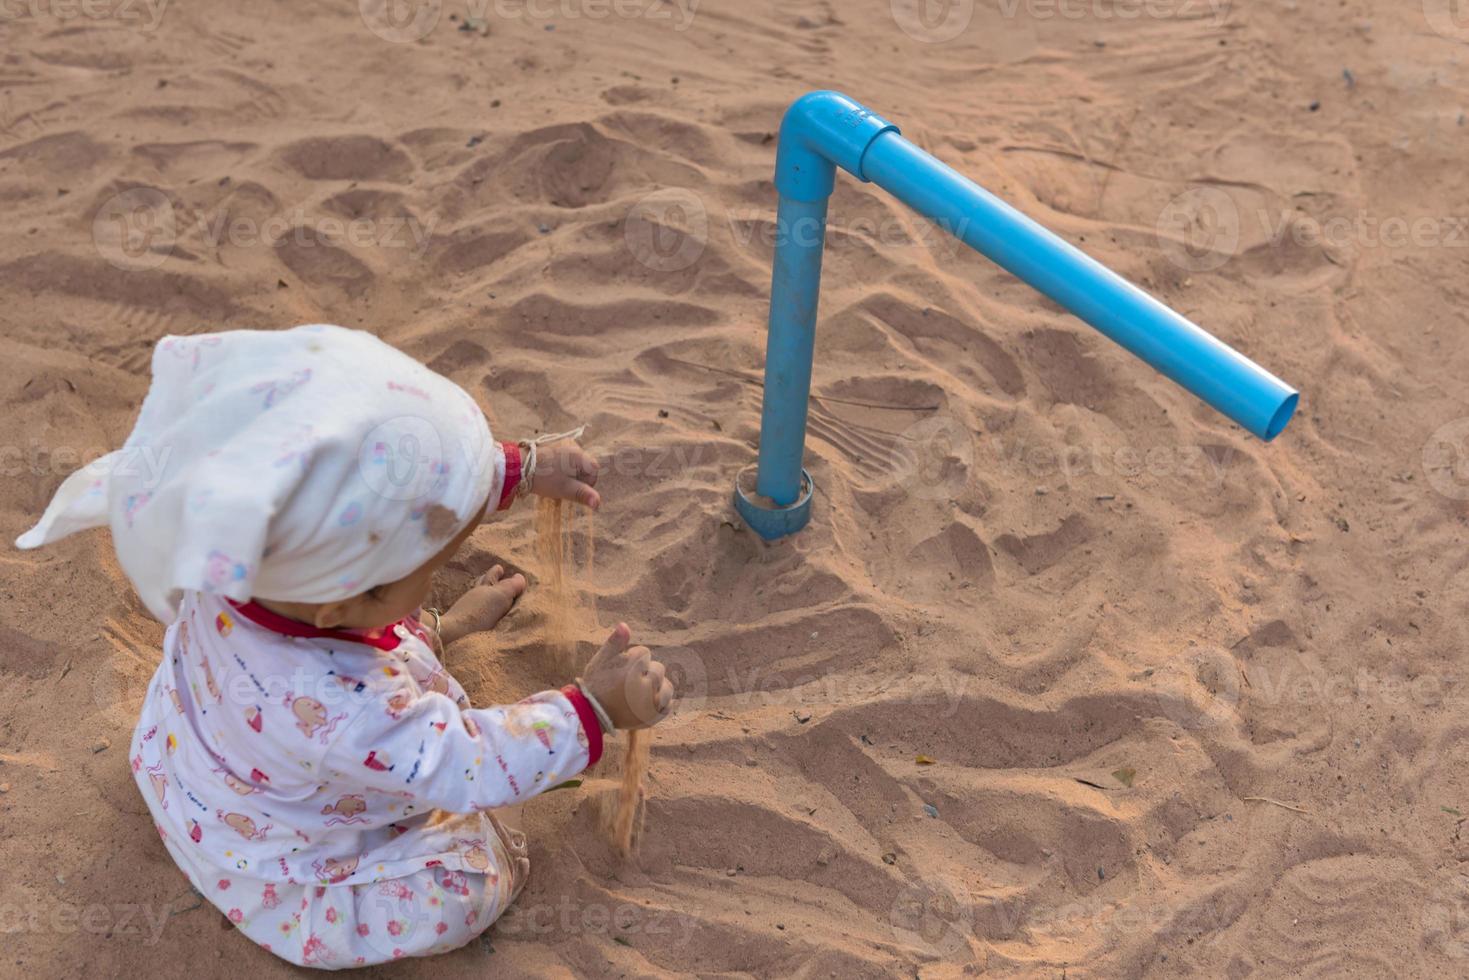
<box><xmin>860</xmin><ymin>132</ymin><xmax>1298</xmax><ymax>441</ymax></box>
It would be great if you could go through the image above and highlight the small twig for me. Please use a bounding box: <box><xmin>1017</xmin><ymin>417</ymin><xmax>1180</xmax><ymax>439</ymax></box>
<box><xmin>1243</xmin><ymin>796</ymin><xmax>1308</xmax><ymax>814</ymax></box>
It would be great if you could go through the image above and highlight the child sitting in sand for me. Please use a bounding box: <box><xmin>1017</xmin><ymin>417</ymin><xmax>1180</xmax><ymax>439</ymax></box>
<box><xmin>15</xmin><ymin>325</ymin><xmax>674</xmax><ymax>969</ymax></box>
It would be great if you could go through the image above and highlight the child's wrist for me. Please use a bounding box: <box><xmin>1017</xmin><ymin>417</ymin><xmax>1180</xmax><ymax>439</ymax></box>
<box><xmin>574</xmin><ymin>678</ymin><xmax>616</xmax><ymax>734</ymax></box>
<box><xmin>496</xmin><ymin>441</ymin><xmax>538</xmax><ymax>511</ymax></box>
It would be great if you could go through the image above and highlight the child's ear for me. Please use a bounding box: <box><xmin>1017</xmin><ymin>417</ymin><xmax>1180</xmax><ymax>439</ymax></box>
<box><xmin>313</xmin><ymin>599</ymin><xmax>356</xmax><ymax>630</ymax></box>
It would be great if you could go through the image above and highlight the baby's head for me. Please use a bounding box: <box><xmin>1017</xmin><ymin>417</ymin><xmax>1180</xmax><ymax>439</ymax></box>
<box><xmin>17</xmin><ymin>325</ymin><xmax>503</xmax><ymax>628</ymax></box>
<box><xmin>261</xmin><ymin>496</ymin><xmax>485</xmax><ymax>630</ymax></box>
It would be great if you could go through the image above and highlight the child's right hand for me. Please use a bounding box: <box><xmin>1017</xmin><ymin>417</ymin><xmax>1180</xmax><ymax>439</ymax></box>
<box><xmin>581</xmin><ymin>623</ymin><xmax>673</xmax><ymax>729</ymax></box>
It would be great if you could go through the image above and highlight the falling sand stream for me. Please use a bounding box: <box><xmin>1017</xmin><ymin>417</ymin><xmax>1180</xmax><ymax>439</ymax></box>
<box><xmin>534</xmin><ymin>497</ymin><xmax>647</xmax><ymax>858</ymax></box>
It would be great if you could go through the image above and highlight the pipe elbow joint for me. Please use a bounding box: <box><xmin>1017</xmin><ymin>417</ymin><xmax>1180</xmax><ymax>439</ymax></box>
<box><xmin>774</xmin><ymin>91</ymin><xmax>899</xmax><ymax>201</ymax></box>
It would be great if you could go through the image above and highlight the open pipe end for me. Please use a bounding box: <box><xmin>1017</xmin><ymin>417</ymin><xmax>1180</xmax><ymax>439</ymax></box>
<box><xmin>733</xmin><ymin>464</ymin><xmax>813</xmax><ymax>541</ymax></box>
<box><xmin>1262</xmin><ymin>392</ymin><xmax>1299</xmax><ymax>442</ymax></box>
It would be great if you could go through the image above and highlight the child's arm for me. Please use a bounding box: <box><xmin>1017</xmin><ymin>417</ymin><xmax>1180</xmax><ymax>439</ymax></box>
<box><xmin>323</xmin><ymin>624</ymin><xmax>671</xmax><ymax>812</ymax></box>
<box><xmin>324</xmin><ymin>681</ymin><xmax>603</xmax><ymax>812</ymax></box>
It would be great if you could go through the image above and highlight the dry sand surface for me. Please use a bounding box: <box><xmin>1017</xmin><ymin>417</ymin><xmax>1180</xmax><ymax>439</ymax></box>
<box><xmin>4</xmin><ymin>0</ymin><xmax>1469</xmax><ymax>976</ymax></box>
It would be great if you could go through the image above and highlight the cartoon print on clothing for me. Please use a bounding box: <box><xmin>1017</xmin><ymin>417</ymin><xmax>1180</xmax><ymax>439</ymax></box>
<box><xmin>124</xmin><ymin>588</ymin><xmax>594</xmax><ymax>968</ymax></box>
<box><xmin>320</xmin><ymin>795</ymin><xmax>368</xmax><ymax>826</ymax></box>
<box><xmin>146</xmin><ymin>762</ymin><xmax>168</xmax><ymax>808</ymax></box>
<box><xmin>217</xmin><ymin>768</ymin><xmax>261</xmax><ymax>796</ymax></box>
<box><xmin>218</xmin><ymin>810</ymin><xmax>273</xmax><ymax>840</ymax></box>
<box><xmin>251</xmin><ymin>368</ymin><xmax>313</xmax><ymax>409</ymax></box>
<box><xmin>122</xmin><ymin>492</ymin><xmax>152</xmax><ymax>528</ymax></box>
<box><xmin>311</xmin><ymin>855</ymin><xmax>359</xmax><ymax>884</ymax></box>
<box><xmin>286</xmin><ymin>695</ymin><xmax>346</xmax><ymax>743</ymax></box>
<box><xmin>363</xmin><ymin>750</ymin><xmax>394</xmax><ymax>772</ymax></box>
<box><xmin>386</xmin><ymin>689</ymin><xmax>414</xmax><ymax>720</ymax></box>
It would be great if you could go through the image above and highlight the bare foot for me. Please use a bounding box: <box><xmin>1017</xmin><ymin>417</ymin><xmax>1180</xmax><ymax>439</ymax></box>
<box><xmin>439</xmin><ymin>565</ymin><xmax>528</xmax><ymax>645</ymax></box>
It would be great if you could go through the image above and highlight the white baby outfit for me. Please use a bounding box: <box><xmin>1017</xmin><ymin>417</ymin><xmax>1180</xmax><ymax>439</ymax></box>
<box><xmin>133</xmin><ymin>590</ymin><xmax>601</xmax><ymax>968</ymax></box>
<box><xmin>16</xmin><ymin>325</ymin><xmax>602</xmax><ymax>968</ymax></box>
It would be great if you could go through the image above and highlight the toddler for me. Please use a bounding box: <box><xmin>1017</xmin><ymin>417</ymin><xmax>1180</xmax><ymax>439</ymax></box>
<box><xmin>16</xmin><ymin>325</ymin><xmax>673</xmax><ymax>968</ymax></box>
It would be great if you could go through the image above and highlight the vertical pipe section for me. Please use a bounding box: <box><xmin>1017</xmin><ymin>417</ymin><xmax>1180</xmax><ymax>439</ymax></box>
<box><xmin>860</xmin><ymin>133</ymin><xmax>1298</xmax><ymax>440</ymax></box>
<box><xmin>756</xmin><ymin>195</ymin><xmax>830</xmax><ymax>505</ymax></box>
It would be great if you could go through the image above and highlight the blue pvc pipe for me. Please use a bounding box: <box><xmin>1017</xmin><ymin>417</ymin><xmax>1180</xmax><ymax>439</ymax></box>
<box><xmin>860</xmin><ymin>135</ymin><xmax>1299</xmax><ymax>442</ymax></box>
<box><xmin>756</xmin><ymin>196</ymin><xmax>829</xmax><ymax>506</ymax></box>
<box><xmin>738</xmin><ymin>91</ymin><xmax>1299</xmax><ymax>539</ymax></box>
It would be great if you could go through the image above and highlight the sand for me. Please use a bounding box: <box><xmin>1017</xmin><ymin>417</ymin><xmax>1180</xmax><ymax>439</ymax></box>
<box><xmin>4</xmin><ymin>0</ymin><xmax>1469</xmax><ymax>976</ymax></box>
<box><xmin>537</xmin><ymin>495</ymin><xmax>649</xmax><ymax>858</ymax></box>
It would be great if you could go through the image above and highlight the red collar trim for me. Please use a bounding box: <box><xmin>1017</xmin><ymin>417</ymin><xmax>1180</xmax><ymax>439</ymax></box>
<box><xmin>227</xmin><ymin>600</ymin><xmax>403</xmax><ymax>651</ymax></box>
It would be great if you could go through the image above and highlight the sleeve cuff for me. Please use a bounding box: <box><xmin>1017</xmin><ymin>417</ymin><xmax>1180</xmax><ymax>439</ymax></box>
<box><xmin>561</xmin><ymin>684</ymin><xmax>604</xmax><ymax>768</ymax></box>
<box><xmin>498</xmin><ymin>442</ymin><xmax>522</xmax><ymax>511</ymax></box>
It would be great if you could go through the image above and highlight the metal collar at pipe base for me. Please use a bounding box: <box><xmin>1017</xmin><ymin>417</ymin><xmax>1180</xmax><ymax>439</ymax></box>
<box><xmin>733</xmin><ymin>466</ymin><xmax>813</xmax><ymax>541</ymax></box>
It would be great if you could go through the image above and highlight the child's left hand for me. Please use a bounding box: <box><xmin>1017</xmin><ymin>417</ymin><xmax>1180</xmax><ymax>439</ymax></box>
<box><xmin>532</xmin><ymin>441</ymin><xmax>601</xmax><ymax>510</ymax></box>
<box><xmin>438</xmin><ymin>565</ymin><xmax>528</xmax><ymax>645</ymax></box>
